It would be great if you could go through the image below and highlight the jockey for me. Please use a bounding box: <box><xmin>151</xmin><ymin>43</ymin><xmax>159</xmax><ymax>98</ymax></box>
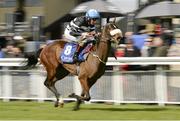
<box><xmin>63</xmin><ymin>9</ymin><xmax>100</xmax><ymax>61</ymax></box>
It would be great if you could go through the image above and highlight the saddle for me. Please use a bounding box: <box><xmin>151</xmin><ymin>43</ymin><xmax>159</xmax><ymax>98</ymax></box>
<box><xmin>60</xmin><ymin>41</ymin><xmax>94</xmax><ymax>64</ymax></box>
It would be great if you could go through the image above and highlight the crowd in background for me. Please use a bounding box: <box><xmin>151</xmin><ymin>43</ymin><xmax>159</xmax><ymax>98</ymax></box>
<box><xmin>0</xmin><ymin>5</ymin><xmax>28</xmax><ymax>58</ymax></box>
<box><xmin>1</xmin><ymin>22</ymin><xmax>180</xmax><ymax>70</ymax></box>
<box><xmin>0</xmin><ymin>33</ymin><xmax>30</xmax><ymax>58</ymax></box>
<box><xmin>115</xmin><ymin>23</ymin><xmax>180</xmax><ymax>71</ymax></box>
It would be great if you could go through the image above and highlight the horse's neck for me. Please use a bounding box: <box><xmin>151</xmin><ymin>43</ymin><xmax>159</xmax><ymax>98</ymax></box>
<box><xmin>96</xmin><ymin>33</ymin><xmax>111</xmax><ymax>63</ymax></box>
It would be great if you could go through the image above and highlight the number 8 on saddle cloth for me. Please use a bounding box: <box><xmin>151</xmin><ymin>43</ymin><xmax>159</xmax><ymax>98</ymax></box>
<box><xmin>60</xmin><ymin>42</ymin><xmax>93</xmax><ymax>63</ymax></box>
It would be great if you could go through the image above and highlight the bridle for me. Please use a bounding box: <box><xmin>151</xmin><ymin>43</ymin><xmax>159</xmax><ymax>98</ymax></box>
<box><xmin>91</xmin><ymin>23</ymin><xmax>122</xmax><ymax>64</ymax></box>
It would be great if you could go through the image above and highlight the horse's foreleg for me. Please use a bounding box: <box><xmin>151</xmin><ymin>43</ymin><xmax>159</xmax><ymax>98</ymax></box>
<box><xmin>80</xmin><ymin>79</ymin><xmax>91</xmax><ymax>101</ymax></box>
<box><xmin>72</xmin><ymin>79</ymin><xmax>91</xmax><ymax>111</ymax></box>
<box><xmin>73</xmin><ymin>91</ymin><xmax>90</xmax><ymax>111</ymax></box>
<box><xmin>72</xmin><ymin>89</ymin><xmax>86</xmax><ymax>110</ymax></box>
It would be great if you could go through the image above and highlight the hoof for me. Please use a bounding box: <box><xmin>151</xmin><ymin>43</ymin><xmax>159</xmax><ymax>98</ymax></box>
<box><xmin>54</xmin><ymin>102</ymin><xmax>59</xmax><ymax>107</ymax></box>
<box><xmin>73</xmin><ymin>106</ymin><xmax>80</xmax><ymax>111</ymax></box>
<box><xmin>59</xmin><ymin>102</ymin><xmax>64</xmax><ymax>108</ymax></box>
<box><xmin>68</xmin><ymin>93</ymin><xmax>76</xmax><ymax>98</ymax></box>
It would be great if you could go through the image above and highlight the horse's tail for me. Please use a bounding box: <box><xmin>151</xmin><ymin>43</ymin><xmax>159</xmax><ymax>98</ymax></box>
<box><xmin>23</xmin><ymin>48</ymin><xmax>43</xmax><ymax>68</ymax></box>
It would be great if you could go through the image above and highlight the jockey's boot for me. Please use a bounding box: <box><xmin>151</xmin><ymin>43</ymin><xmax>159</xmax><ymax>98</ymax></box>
<box><xmin>73</xmin><ymin>45</ymin><xmax>81</xmax><ymax>62</ymax></box>
<box><xmin>73</xmin><ymin>52</ymin><xmax>78</xmax><ymax>62</ymax></box>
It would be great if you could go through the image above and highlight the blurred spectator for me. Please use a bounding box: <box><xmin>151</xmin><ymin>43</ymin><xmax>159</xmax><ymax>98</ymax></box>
<box><xmin>124</xmin><ymin>39</ymin><xmax>141</xmax><ymax>57</ymax></box>
<box><xmin>0</xmin><ymin>46</ymin><xmax>4</xmax><ymax>58</ymax></box>
<box><xmin>152</xmin><ymin>37</ymin><xmax>168</xmax><ymax>57</ymax></box>
<box><xmin>133</xmin><ymin>24</ymin><xmax>154</xmax><ymax>50</ymax></box>
<box><xmin>125</xmin><ymin>31</ymin><xmax>133</xmax><ymax>40</ymax></box>
<box><xmin>140</xmin><ymin>36</ymin><xmax>156</xmax><ymax>70</ymax></box>
<box><xmin>131</xmin><ymin>34</ymin><xmax>149</xmax><ymax>50</ymax></box>
<box><xmin>167</xmin><ymin>33</ymin><xmax>180</xmax><ymax>101</ymax></box>
<box><xmin>2</xmin><ymin>45</ymin><xmax>23</xmax><ymax>58</ymax></box>
<box><xmin>167</xmin><ymin>33</ymin><xmax>180</xmax><ymax>57</ymax></box>
<box><xmin>139</xmin><ymin>23</ymin><xmax>156</xmax><ymax>37</ymax></box>
<box><xmin>0</xmin><ymin>36</ymin><xmax>7</xmax><ymax>48</ymax></box>
<box><xmin>115</xmin><ymin>44</ymin><xmax>127</xmax><ymax>71</ymax></box>
<box><xmin>161</xmin><ymin>29</ymin><xmax>174</xmax><ymax>46</ymax></box>
<box><xmin>13</xmin><ymin>34</ymin><xmax>26</xmax><ymax>52</ymax></box>
<box><xmin>152</xmin><ymin>37</ymin><xmax>169</xmax><ymax>70</ymax></box>
<box><xmin>124</xmin><ymin>38</ymin><xmax>141</xmax><ymax>71</ymax></box>
<box><xmin>2</xmin><ymin>44</ymin><xmax>15</xmax><ymax>58</ymax></box>
<box><xmin>154</xmin><ymin>24</ymin><xmax>162</xmax><ymax>36</ymax></box>
<box><xmin>141</xmin><ymin>37</ymin><xmax>154</xmax><ymax>57</ymax></box>
<box><xmin>2</xmin><ymin>35</ymin><xmax>24</xmax><ymax>58</ymax></box>
<box><xmin>115</xmin><ymin>44</ymin><xmax>126</xmax><ymax>57</ymax></box>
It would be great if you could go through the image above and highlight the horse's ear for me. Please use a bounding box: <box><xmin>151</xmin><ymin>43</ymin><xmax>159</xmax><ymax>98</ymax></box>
<box><xmin>113</xmin><ymin>17</ymin><xmax>116</xmax><ymax>23</ymax></box>
<box><xmin>106</xmin><ymin>17</ymin><xmax>110</xmax><ymax>23</ymax></box>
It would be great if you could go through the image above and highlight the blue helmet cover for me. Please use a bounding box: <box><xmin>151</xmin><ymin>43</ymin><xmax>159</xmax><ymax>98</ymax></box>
<box><xmin>85</xmin><ymin>9</ymin><xmax>100</xmax><ymax>19</ymax></box>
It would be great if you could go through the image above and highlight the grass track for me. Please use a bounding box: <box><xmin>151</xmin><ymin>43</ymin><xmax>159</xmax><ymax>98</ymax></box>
<box><xmin>1</xmin><ymin>101</ymin><xmax>180</xmax><ymax>120</ymax></box>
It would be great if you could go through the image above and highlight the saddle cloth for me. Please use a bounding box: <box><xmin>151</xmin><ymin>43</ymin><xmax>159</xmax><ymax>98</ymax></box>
<box><xmin>60</xmin><ymin>42</ymin><xmax>93</xmax><ymax>63</ymax></box>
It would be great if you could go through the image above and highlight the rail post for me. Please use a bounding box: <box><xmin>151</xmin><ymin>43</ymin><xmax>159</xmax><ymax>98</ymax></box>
<box><xmin>29</xmin><ymin>70</ymin><xmax>46</xmax><ymax>102</ymax></box>
<box><xmin>73</xmin><ymin>76</ymin><xmax>82</xmax><ymax>96</ymax></box>
<box><xmin>2</xmin><ymin>67</ymin><xmax>12</xmax><ymax>102</ymax></box>
<box><xmin>112</xmin><ymin>65</ymin><xmax>124</xmax><ymax>104</ymax></box>
<box><xmin>155</xmin><ymin>66</ymin><xmax>168</xmax><ymax>106</ymax></box>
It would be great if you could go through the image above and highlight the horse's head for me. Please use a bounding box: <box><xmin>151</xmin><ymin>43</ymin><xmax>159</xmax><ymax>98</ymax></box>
<box><xmin>102</xmin><ymin>20</ymin><xmax>123</xmax><ymax>44</ymax></box>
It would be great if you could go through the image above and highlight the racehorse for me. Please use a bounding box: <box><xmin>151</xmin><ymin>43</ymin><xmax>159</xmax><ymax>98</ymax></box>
<box><xmin>25</xmin><ymin>20</ymin><xmax>122</xmax><ymax>110</ymax></box>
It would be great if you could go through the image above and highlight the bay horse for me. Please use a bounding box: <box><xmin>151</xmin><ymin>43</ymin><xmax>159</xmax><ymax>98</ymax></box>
<box><xmin>25</xmin><ymin>21</ymin><xmax>122</xmax><ymax>110</ymax></box>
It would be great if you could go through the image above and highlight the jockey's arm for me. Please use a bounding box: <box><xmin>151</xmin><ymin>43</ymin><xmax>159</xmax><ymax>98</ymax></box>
<box><xmin>69</xmin><ymin>31</ymin><xmax>89</xmax><ymax>38</ymax></box>
<box><xmin>79</xmin><ymin>26</ymin><xmax>90</xmax><ymax>32</ymax></box>
<box><xmin>69</xmin><ymin>31</ymin><xmax>82</xmax><ymax>36</ymax></box>
<box><xmin>68</xmin><ymin>17</ymin><xmax>85</xmax><ymax>36</ymax></box>
<box><xmin>69</xmin><ymin>17</ymin><xmax>99</xmax><ymax>39</ymax></box>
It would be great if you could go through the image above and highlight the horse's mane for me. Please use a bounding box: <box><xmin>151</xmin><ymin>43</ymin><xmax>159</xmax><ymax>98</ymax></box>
<box><xmin>95</xmin><ymin>23</ymin><xmax>112</xmax><ymax>47</ymax></box>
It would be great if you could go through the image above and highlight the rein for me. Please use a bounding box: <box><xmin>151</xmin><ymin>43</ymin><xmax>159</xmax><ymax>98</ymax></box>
<box><xmin>99</xmin><ymin>40</ymin><xmax>109</xmax><ymax>43</ymax></box>
<box><xmin>91</xmin><ymin>39</ymin><xmax>110</xmax><ymax>65</ymax></box>
<box><xmin>91</xmin><ymin>53</ymin><xmax>106</xmax><ymax>65</ymax></box>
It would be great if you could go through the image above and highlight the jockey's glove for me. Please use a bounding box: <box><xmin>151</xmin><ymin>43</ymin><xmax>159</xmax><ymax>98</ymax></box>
<box><xmin>81</xmin><ymin>32</ymin><xmax>88</xmax><ymax>38</ymax></box>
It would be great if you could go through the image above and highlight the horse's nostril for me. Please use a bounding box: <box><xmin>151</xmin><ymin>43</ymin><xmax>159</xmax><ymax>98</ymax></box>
<box><xmin>117</xmin><ymin>37</ymin><xmax>121</xmax><ymax>40</ymax></box>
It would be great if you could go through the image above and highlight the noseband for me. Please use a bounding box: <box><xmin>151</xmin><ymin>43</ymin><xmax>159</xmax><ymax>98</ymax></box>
<box><xmin>110</xmin><ymin>29</ymin><xmax>122</xmax><ymax>36</ymax></box>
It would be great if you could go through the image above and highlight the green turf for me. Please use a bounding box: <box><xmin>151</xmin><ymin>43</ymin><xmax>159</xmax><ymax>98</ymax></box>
<box><xmin>1</xmin><ymin>100</ymin><xmax>180</xmax><ymax>120</ymax></box>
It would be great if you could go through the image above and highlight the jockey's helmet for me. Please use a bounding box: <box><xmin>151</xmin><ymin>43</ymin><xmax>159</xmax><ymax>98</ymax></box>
<box><xmin>85</xmin><ymin>9</ymin><xmax>100</xmax><ymax>20</ymax></box>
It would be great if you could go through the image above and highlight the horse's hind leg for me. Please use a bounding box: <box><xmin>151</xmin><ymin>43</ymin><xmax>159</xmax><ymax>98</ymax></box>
<box><xmin>44</xmin><ymin>66</ymin><xmax>69</xmax><ymax>107</ymax></box>
<box><xmin>44</xmin><ymin>77</ymin><xmax>60</xmax><ymax>107</ymax></box>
